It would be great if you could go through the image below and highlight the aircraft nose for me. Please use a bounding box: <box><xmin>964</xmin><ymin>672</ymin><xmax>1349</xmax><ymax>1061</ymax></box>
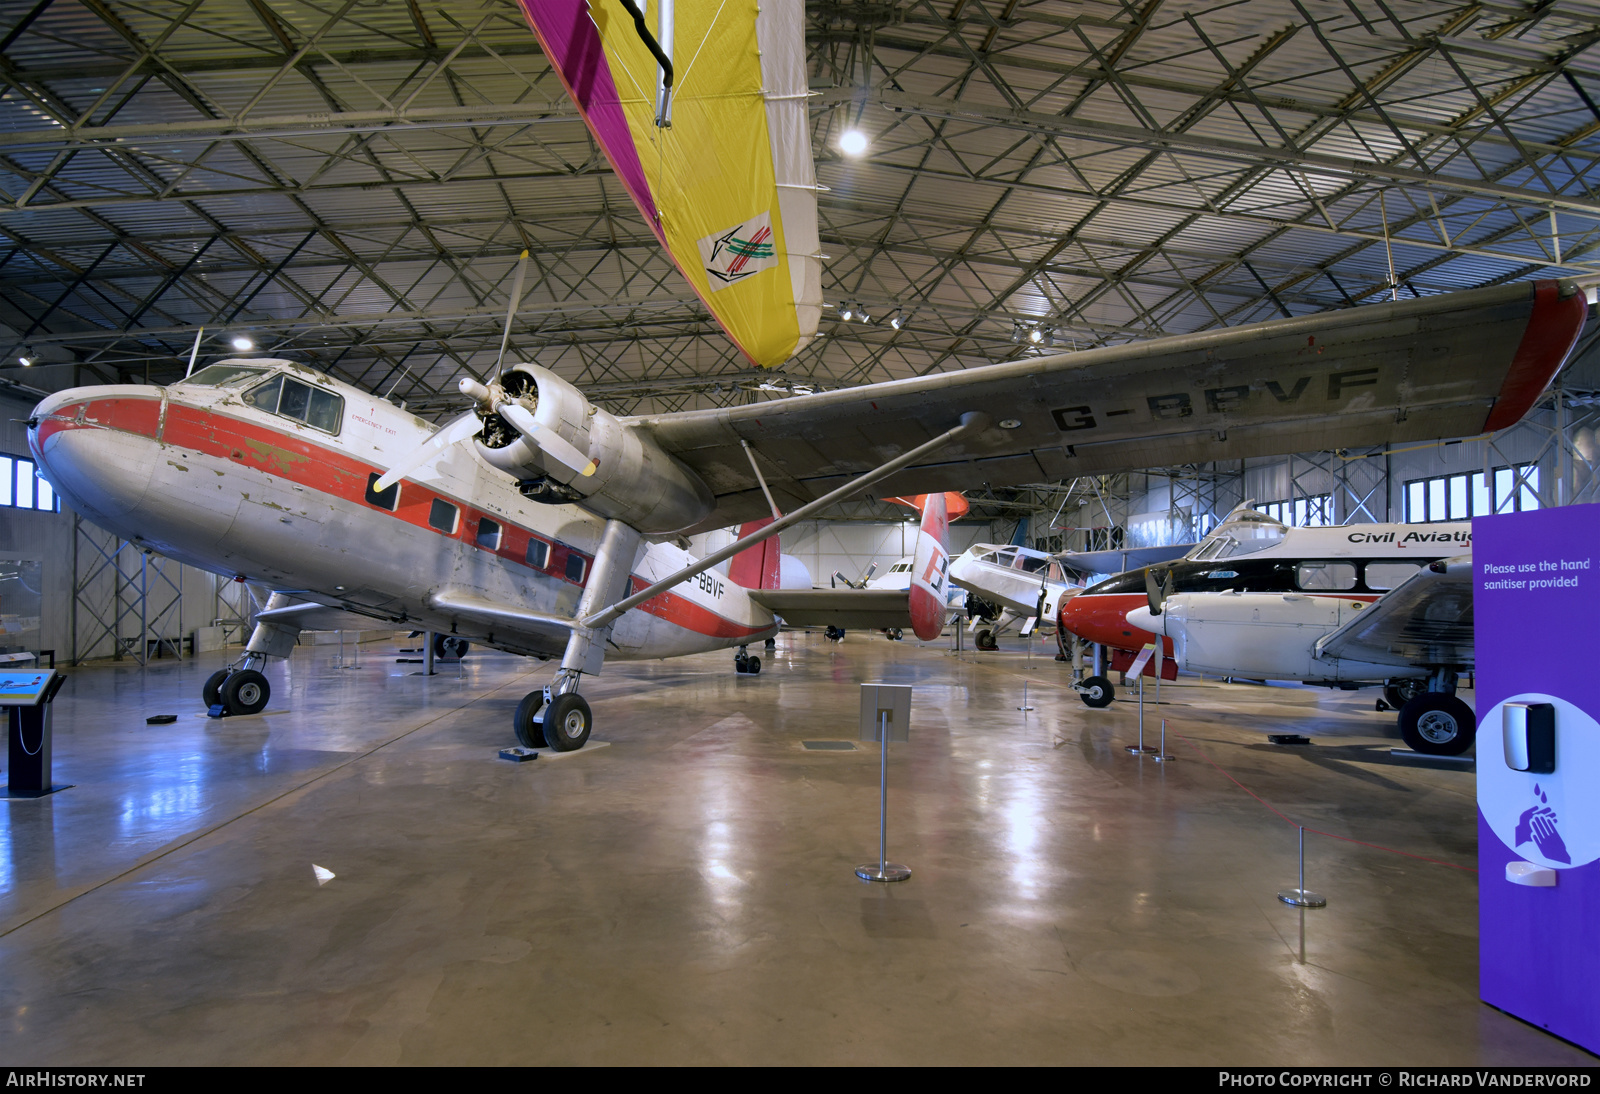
<box><xmin>30</xmin><ymin>386</ymin><xmax>159</xmax><ymax>522</ymax></box>
<box><xmin>1125</xmin><ymin>605</ymin><xmax>1164</xmax><ymax>635</ymax></box>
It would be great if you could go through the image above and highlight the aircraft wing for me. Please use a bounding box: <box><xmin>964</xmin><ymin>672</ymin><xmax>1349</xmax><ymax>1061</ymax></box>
<box><xmin>747</xmin><ymin>589</ymin><xmax>914</xmax><ymax>630</ymax></box>
<box><xmin>427</xmin><ymin>590</ymin><xmax>579</xmax><ymax>644</ymax></box>
<box><xmin>1314</xmin><ymin>556</ymin><xmax>1474</xmax><ymax>669</ymax></box>
<box><xmin>1059</xmin><ymin>544</ymin><xmax>1195</xmax><ymax>576</ymax></box>
<box><xmin>638</xmin><ymin>280</ymin><xmax>1584</xmax><ymax>534</ymax></box>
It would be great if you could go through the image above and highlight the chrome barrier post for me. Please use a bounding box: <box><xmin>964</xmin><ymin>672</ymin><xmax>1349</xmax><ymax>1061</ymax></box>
<box><xmin>1277</xmin><ymin>826</ymin><xmax>1327</xmax><ymax>910</ymax></box>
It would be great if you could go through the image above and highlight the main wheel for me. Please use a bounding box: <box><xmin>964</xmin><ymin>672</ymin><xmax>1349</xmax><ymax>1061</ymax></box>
<box><xmin>1383</xmin><ymin>678</ymin><xmax>1425</xmax><ymax>711</ymax></box>
<box><xmin>1398</xmin><ymin>693</ymin><xmax>1476</xmax><ymax>756</ymax></box>
<box><xmin>202</xmin><ymin>669</ymin><xmax>229</xmax><ymax>708</ymax></box>
<box><xmin>1079</xmin><ymin>675</ymin><xmax>1115</xmax><ymax>708</ymax></box>
<box><xmin>887</xmin><ymin>628</ymin><xmax>903</xmax><ymax>641</ymax></box>
<box><xmin>513</xmin><ymin>690</ymin><xmax>548</xmax><ymax>749</ymax></box>
<box><xmin>543</xmin><ymin>692</ymin><xmax>592</xmax><ymax>752</ymax></box>
<box><xmin>976</xmin><ymin>628</ymin><xmax>998</xmax><ymax>651</ymax></box>
<box><xmin>433</xmin><ymin>634</ymin><xmax>469</xmax><ymax>660</ymax></box>
<box><xmin>219</xmin><ymin>669</ymin><xmax>270</xmax><ymax>716</ymax></box>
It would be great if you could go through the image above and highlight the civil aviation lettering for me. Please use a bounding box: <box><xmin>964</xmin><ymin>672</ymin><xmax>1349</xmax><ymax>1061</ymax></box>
<box><xmin>1401</xmin><ymin>530</ymin><xmax>1472</xmax><ymax>544</ymax></box>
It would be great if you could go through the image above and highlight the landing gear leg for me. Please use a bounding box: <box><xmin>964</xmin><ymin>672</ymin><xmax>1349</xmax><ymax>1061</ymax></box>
<box><xmin>207</xmin><ymin>599</ymin><xmax>296</xmax><ymax>717</ymax></box>
<box><xmin>516</xmin><ymin>519</ymin><xmax>640</xmax><ymax>751</ymax></box>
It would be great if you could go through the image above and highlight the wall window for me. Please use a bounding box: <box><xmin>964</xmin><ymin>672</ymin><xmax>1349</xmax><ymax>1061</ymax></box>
<box><xmin>428</xmin><ymin>498</ymin><xmax>458</xmax><ymax>533</ymax></box>
<box><xmin>1260</xmin><ymin>495</ymin><xmax>1332</xmax><ymax>527</ymax></box>
<box><xmin>0</xmin><ymin>456</ymin><xmax>61</xmax><ymax>513</ymax></box>
<box><xmin>526</xmin><ymin>538</ymin><xmax>550</xmax><ymax>569</ymax></box>
<box><xmin>1406</xmin><ymin>465</ymin><xmax>1538</xmax><ymax>523</ymax></box>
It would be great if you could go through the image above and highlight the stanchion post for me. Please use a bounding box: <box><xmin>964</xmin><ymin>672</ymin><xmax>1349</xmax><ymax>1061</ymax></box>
<box><xmin>1152</xmin><ymin>718</ymin><xmax>1174</xmax><ymax>762</ymax></box>
<box><xmin>857</xmin><ymin>683</ymin><xmax>911</xmax><ymax>883</ymax></box>
<box><xmin>1277</xmin><ymin>826</ymin><xmax>1327</xmax><ymax>909</ymax></box>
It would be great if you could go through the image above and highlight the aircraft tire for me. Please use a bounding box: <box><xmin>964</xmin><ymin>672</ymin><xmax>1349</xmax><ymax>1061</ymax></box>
<box><xmin>513</xmin><ymin>691</ymin><xmax>548</xmax><ymax>749</ymax></box>
<box><xmin>220</xmin><ymin>670</ymin><xmax>270</xmax><ymax>716</ymax></box>
<box><xmin>746</xmin><ymin>656</ymin><xmax>761</xmax><ymax>675</ymax></box>
<box><xmin>434</xmin><ymin>634</ymin><xmax>470</xmax><ymax>661</ymax></box>
<box><xmin>543</xmin><ymin>693</ymin><xmax>592</xmax><ymax>752</ymax></box>
<box><xmin>1079</xmin><ymin>675</ymin><xmax>1115</xmax><ymax>708</ymax></box>
<box><xmin>1398</xmin><ymin>693</ymin><xmax>1475</xmax><ymax>756</ymax></box>
<box><xmin>1383</xmin><ymin>678</ymin><xmax>1425</xmax><ymax>712</ymax></box>
<box><xmin>976</xmin><ymin>628</ymin><xmax>998</xmax><ymax>651</ymax></box>
<box><xmin>202</xmin><ymin>669</ymin><xmax>229</xmax><ymax>708</ymax></box>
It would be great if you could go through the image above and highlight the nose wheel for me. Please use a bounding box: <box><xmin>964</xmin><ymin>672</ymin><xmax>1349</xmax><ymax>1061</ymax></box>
<box><xmin>734</xmin><ymin>646</ymin><xmax>762</xmax><ymax>674</ymax></box>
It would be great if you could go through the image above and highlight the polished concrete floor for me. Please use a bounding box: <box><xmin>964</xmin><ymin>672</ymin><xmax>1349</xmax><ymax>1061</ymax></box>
<box><xmin>0</xmin><ymin>630</ymin><xmax>1592</xmax><ymax>1066</ymax></box>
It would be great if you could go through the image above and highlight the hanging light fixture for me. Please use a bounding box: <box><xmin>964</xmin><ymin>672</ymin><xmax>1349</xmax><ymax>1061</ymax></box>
<box><xmin>839</xmin><ymin>129</ymin><xmax>869</xmax><ymax>156</ymax></box>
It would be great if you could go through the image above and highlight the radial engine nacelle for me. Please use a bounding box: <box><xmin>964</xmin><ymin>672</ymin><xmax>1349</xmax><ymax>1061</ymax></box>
<box><xmin>472</xmin><ymin>364</ymin><xmax>715</xmax><ymax>535</ymax></box>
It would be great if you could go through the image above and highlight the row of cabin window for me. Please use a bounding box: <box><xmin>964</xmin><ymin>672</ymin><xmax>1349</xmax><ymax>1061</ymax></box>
<box><xmin>363</xmin><ymin>473</ymin><xmax>587</xmax><ymax>583</ymax></box>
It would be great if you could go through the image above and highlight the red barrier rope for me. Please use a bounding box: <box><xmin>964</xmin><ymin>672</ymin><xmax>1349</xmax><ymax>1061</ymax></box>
<box><xmin>1168</xmin><ymin>727</ymin><xmax>1479</xmax><ymax>874</ymax></box>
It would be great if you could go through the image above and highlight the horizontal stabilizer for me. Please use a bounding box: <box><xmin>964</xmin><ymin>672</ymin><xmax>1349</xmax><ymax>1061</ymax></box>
<box><xmin>748</xmin><ymin>589</ymin><xmax>915</xmax><ymax>630</ymax></box>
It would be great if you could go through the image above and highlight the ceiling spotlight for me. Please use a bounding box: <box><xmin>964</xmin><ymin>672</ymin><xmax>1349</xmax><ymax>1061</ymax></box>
<box><xmin>888</xmin><ymin>311</ymin><xmax>905</xmax><ymax>331</ymax></box>
<box><xmin>17</xmin><ymin>355</ymin><xmax>34</xmax><ymax>367</ymax></box>
<box><xmin>839</xmin><ymin>129</ymin><xmax>869</xmax><ymax>156</ymax></box>
<box><xmin>838</xmin><ymin>303</ymin><xmax>855</xmax><ymax>322</ymax></box>
<box><xmin>1027</xmin><ymin>326</ymin><xmax>1045</xmax><ymax>345</ymax></box>
<box><xmin>1011</xmin><ymin>322</ymin><xmax>1027</xmax><ymax>344</ymax></box>
<box><xmin>855</xmin><ymin>305</ymin><xmax>870</xmax><ymax>323</ymax></box>
<box><xmin>230</xmin><ymin>335</ymin><xmax>254</xmax><ymax>352</ymax></box>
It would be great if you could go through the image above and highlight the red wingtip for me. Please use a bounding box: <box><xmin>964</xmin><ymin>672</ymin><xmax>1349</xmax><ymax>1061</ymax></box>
<box><xmin>1484</xmin><ymin>280</ymin><xmax>1588</xmax><ymax>433</ymax></box>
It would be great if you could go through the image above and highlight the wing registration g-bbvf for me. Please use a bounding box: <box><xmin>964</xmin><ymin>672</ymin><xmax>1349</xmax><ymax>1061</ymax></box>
<box><xmin>645</xmin><ymin>279</ymin><xmax>1587</xmax><ymax>534</ymax></box>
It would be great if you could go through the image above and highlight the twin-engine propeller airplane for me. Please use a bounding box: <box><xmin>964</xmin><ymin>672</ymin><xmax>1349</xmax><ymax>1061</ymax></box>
<box><xmin>25</xmin><ymin>279</ymin><xmax>1586</xmax><ymax>751</ymax></box>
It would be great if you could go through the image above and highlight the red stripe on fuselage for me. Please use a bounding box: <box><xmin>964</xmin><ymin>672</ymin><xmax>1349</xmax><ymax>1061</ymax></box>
<box><xmin>43</xmin><ymin>397</ymin><xmax>769</xmax><ymax>641</ymax></box>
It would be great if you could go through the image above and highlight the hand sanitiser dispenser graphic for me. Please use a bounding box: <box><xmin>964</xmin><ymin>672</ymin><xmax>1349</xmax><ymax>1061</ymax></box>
<box><xmin>1476</xmin><ymin>506</ymin><xmax>1600</xmax><ymax>1052</ymax></box>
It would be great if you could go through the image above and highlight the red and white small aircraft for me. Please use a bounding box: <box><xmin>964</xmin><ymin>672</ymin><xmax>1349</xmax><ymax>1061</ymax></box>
<box><xmin>27</xmin><ymin>278</ymin><xmax>1585</xmax><ymax>751</ymax></box>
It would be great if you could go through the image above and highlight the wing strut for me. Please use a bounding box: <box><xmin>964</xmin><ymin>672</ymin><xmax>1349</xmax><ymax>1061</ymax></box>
<box><xmin>581</xmin><ymin>412</ymin><xmax>990</xmax><ymax>629</ymax></box>
<box><xmin>741</xmin><ymin>439</ymin><xmax>783</xmax><ymax>521</ymax></box>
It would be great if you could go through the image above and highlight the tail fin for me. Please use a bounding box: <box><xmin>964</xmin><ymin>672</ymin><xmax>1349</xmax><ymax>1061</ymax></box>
<box><xmin>906</xmin><ymin>493</ymin><xmax>958</xmax><ymax>641</ymax></box>
<box><xmin>727</xmin><ymin>518</ymin><xmax>782</xmax><ymax>590</ymax></box>
<box><xmin>885</xmin><ymin>492</ymin><xmax>969</xmax><ymax>523</ymax></box>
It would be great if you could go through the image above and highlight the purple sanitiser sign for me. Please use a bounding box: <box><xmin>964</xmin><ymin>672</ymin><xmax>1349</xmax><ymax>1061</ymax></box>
<box><xmin>1475</xmin><ymin>503</ymin><xmax>1600</xmax><ymax>1051</ymax></box>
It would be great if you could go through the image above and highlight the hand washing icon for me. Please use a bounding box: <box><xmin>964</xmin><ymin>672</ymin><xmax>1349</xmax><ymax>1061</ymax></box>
<box><xmin>1515</xmin><ymin>784</ymin><xmax>1572</xmax><ymax>865</ymax></box>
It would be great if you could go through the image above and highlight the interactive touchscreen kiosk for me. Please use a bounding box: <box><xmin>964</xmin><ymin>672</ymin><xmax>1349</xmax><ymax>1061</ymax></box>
<box><xmin>1</xmin><ymin>669</ymin><xmax>66</xmax><ymax>798</ymax></box>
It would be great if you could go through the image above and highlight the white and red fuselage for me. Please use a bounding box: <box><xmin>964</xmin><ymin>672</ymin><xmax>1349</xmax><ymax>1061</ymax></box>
<box><xmin>1058</xmin><ymin>519</ymin><xmax>1473</xmax><ymax>680</ymax></box>
<box><xmin>29</xmin><ymin>362</ymin><xmax>780</xmax><ymax>660</ymax></box>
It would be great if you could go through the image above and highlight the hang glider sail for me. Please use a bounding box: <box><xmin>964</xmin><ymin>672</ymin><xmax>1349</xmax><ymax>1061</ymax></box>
<box><xmin>519</xmin><ymin>0</ymin><xmax>821</xmax><ymax>368</ymax></box>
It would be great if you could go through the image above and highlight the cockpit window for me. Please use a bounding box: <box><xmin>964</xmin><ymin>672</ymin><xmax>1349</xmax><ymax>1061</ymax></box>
<box><xmin>243</xmin><ymin>374</ymin><xmax>344</xmax><ymax>435</ymax></box>
<box><xmin>186</xmin><ymin>364</ymin><xmax>266</xmax><ymax>388</ymax></box>
<box><xmin>1187</xmin><ymin>509</ymin><xmax>1287</xmax><ymax>561</ymax></box>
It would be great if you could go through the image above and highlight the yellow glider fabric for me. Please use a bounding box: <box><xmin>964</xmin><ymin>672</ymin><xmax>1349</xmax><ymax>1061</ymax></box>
<box><xmin>519</xmin><ymin>0</ymin><xmax>821</xmax><ymax>368</ymax></box>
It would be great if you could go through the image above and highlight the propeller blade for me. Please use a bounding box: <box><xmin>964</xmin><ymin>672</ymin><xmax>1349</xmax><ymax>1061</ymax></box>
<box><xmin>1144</xmin><ymin>566</ymin><xmax>1168</xmax><ymax>617</ymax></box>
<box><xmin>498</xmin><ymin>401</ymin><xmax>598</xmax><ymax>477</ymax></box>
<box><xmin>495</xmin><ymin>250</ymin><xmax>530</xmax><ymax>380</ymax></box>
<box><xmin>373</xmin><ymin>411</ymin><xmax>481</xmax><ymax>493</ymax></box>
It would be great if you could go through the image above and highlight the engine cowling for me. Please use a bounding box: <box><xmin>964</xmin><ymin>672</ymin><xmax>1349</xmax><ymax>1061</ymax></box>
<box><xmin>474</xmin><ymin>364</ymin><xmax>715</xmax><ymax>534</ymax></box>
